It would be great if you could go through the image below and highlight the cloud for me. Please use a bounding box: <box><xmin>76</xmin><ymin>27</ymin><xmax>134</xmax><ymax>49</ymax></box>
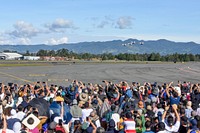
<box><xmin>96</xmin><ymin>16</ymin><xmax>114</xmax><ymax>28</ymax></box>
<box><xmin>115</xmin><ymin>16</ymin><xmax>133</xmax><ymax>29</ymax></box>
<box><xmin>9</xmin><ymin>21</ymin><xmax>39</xmax><ymax>38</ymax></box>
<box><xmin>0</xmin><ymin>36</ymin><xmax>31</xmax><ymax>45</ymax></box>
<box><xmin>0</xmin><ymin>37</ymin><xmax>12</xmax><ymax>45</ymax></box>
<box><xmin>93</xmin><ymin>16</ymin><xmax>133</xmax><ymax>29</ymax></box>
<box><xmin>45</xmin><ymin>37</ymin><xmax>68</xmax><ymax>45</ymax></box>
<box><xmin>45</xmin><ymin>18</ymin><xmax>76</xmax><ymax>32</ymax></box>
<box><xmin>17</xmin><ymin>38</ymin><xmax>31</xmax><ymax>45</ymax></box>
<box><xmin>97</xmin><ymin>21</ymin><xmax>110</xmax><ymax>28</ymax></box>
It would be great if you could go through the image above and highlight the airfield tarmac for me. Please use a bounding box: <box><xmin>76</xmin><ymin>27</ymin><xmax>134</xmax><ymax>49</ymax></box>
<box><xmin>0</xmin><ymin>62</ymin><xmax>200</xmax><ymax>86</ymax></box>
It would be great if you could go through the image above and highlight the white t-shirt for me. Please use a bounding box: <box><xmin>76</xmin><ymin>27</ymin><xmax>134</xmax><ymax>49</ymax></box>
<box><xmin>82</xmin><ymin>108</ymin><xmax>93</xmax><ymax>121</ymax></box>
<box><xmin>155</xmin><ymin>108</ymin><xmax>164</xmax><ymax>117</ymax></box>
<box><xmin>111</xmin><ymin>113</ymin><xmax>120</xmax><ymax>129</ymax></box>
<box><xmin>157</xmin><ymin>130</ymin><xmax>167</xmax><ymax>133</ymax></box>
<box><xmin>13</xmin><ymin>122</ymin><xmax>21</xmax><ymax>132</ymax></box>
<box><xmin>16</xmin><ymin>111</ymin><xmax>26</xmax><ymax>121</ymax></box>
<box><xmin>123</xmin><ymin>119</ymin><xmax>136</xmax><ymax>130</ymax></box>
<box><xmin>162</xmin><ymin>120</ymin><xmax>180</xmax><ymax>132</ymax></box>
<box><xmin>174</xmin><ymin>86</ymin><xmax>181</xmax><ymax>96</ymax></box>
<box><xmin>0</xmin><ymin>93</ymin><xmax>4</xmax><ymax>100</ymax></box>
<box><xmin>0</xmin><ymin>129</ymin><xmax>15</xmax><ymax>133</ymax></box>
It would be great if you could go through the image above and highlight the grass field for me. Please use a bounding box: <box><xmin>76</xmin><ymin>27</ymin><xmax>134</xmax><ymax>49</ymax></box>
<box><xmin>0</xmin><ymin>60</ymin><xmax>178</xmax><ymax>67</ymax></box>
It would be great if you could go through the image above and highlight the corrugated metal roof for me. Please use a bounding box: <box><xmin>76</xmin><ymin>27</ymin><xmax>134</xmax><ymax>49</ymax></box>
<box><xmin>2</xmin><ymin>52</ymin><xmax>22</xmax><ymax>57</ymax></box>
<box><xmin>0</xmin><ymin>53</ymin><xmax>8</xmax><ymax>57</ymax></box>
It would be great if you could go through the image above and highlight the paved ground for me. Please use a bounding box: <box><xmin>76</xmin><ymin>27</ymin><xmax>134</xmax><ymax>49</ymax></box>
<box><xmin>0</xmin><ymin>62</ymin><xmax>200</xmax><ymax>86</ymax></box>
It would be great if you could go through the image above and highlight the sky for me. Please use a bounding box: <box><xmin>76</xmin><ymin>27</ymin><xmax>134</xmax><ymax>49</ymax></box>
<box><xmin>0</xmin><ymin>0</ymin><xmax>200</xmax><ymax>45</ymax></box>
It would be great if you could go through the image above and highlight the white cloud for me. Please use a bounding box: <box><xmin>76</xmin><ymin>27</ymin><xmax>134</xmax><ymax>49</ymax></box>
<box><xmin>17</xmin><ymin>38</ymin><xmax>31</xmax><ymax>45</ymax></box>
<box><xmin>0</xmin><ymin>38</ymin><xmax>12</xmax><ymax>45</ymax></box>
<box><xmin>115</xmin><ymin>16</ymin><xmax>133</xmax><ymax>29</ymax></box>
<box><xmin>92</xmin><ymin>16</ymin><xmax>133</xmax><ymax>29</ymax></box>
<box><xmin>9</xmin><ymin>21</ymin><xmax>39</xmax><ymax>38</ymax></box>
<box><xmin>97</xmin><ymin>21</ymin><xmax>110</xmax><ymax>28</ymax></box>
<box><xmin>45</xmin><ymin>37</ymin><xmax>68</xmax><ymax>45</ymax></box>
<box><xmin>0</xmin><ymin>36</ymin><xmax>31</xmax><ymax>45</ymax></box>
<box><xmin>95</xmin><ymin>16</ymin><xmax>114</xmax><ymax>29</ymax></box>
<box><xmin>0</xmin><ymin>32</ymin><xmax>12</xmax><ymax>44</ymax></box>
<box><xmin>45</xmin><ymin>18</ymin><xmax>76</xmax><ymax>32</ymax></box>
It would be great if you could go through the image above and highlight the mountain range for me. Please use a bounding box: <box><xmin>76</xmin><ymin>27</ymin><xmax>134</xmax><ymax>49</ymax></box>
<box><xmin>0</xmin><ymin>39</ymin><xmax>200</xmax><ymax>55</ymax></box>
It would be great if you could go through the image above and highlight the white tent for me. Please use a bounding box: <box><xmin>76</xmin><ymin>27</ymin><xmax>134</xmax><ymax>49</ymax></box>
<box><xmin>23</xmin><ymin>56</ymin><xmax>40</xmax><ymax>60</ymax></box>
<box><xmin>0</xmin><ymin>52</ymin><xmax>23</xmax><ymax>60</ymax></box>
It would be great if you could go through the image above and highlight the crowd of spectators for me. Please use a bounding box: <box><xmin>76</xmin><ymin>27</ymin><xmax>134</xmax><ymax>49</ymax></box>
<box><xmin>0</xmin><ymin>80</ymin><xmax>200</xmax><ymax>133</ymax></box>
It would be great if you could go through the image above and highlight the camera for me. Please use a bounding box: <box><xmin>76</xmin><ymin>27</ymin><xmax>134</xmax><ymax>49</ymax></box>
<box><xmin>32</xmin><ymin>107</ymin><xmax>37</xmax><ymax>111</ymax></box>
<box><xmin>27</xmin><ymin>89</ymin><xmax>31</xmax><ymax>94</ymax></box>
<box><xmin>10</xmin><ymin>87</ymin><xmax>15</xmax><ymax>91</ymax></box>
<box><xmin>6</xmin><ymin>92</ymin><xmax>11</xmax><ymax>96</ymax></box>
<box><xmin>94</xmin><ymin>95</ymin><xmax>97</xmax><ymax>99</ymax></box>
<box><xmin>5</xmin><ymin>96</ymin><xmax>9</xmax><ymax>101</ymax></box>
<box><xmin>58</xmin><ymin>119</ymin><xmax>62</xmax><ymax>126</ymax></box>
<box><xmin>8</xmin><ymin>83</ymin><xmax>13</xmax><ymax>87</ymax></box>
<box><xmin>134</xmin><ymin>110</ymin><xmax>138</xmax><ymax>114</ymax></box>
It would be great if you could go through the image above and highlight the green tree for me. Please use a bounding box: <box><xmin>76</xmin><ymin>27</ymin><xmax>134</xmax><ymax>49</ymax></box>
<box><xmin>24</xmin><ymin>50</ymin><xmax>30</xmax><ymax>56</ymax></box>
<box><xmin>37</xmin><ymin>49</ymin><xmax>48</xmax><ymax>56</ymax></box>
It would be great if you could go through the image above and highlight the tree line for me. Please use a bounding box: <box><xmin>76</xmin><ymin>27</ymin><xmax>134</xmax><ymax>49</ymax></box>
<box><xmin>23</xmin><ymin>48</ymin><xmax>200</xmax><ymax>62</ymax></box>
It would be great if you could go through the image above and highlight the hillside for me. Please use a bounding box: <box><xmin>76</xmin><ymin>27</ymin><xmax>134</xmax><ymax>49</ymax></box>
<box><xmin>0</xmin><ymin>39</ymin><xmax>200</xmax><ymax>55</ymax></box>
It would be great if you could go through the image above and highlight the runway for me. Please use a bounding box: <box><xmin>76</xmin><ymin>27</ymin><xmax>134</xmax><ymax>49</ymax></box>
<box><xmin>0</xmin><ymin>62</ymin><xmax>199</xmax><ymax>86</ymax></box>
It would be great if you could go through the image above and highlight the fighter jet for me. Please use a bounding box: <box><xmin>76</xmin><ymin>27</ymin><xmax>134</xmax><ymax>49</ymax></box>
<box><xmin>140</xmin><ymin>42</ymin><xmax>144</xmax><ymax>45</ymax></box>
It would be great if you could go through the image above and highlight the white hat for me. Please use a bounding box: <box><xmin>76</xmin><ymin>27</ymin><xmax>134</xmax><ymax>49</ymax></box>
<box><xmin>16</xmin><ymin>97</ymin><xmax>23</xmax><ymax>106</ymax></box>
<box><xmin>54</xmin><ymin>116</ymin><xmax>62</xmax><ymax>123</ymax></box>
<box><xmin>13</xmin><ymin>122</ymin><xmax>21</xmax><ymax>132</ymax></box>
<box><xmin>22</xmin><ymin>114</ymin><xmax>40</xmax><ymax>130</ymax></box>
<box><xmin>11</xmin><ymin>109</ymin><xmax>17</xmax><ymax>117</ymax></box>
<box><xmin>72</xmin><ymin>99</ymin><xmax>78</xmax><ymax>105</ymax></box>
